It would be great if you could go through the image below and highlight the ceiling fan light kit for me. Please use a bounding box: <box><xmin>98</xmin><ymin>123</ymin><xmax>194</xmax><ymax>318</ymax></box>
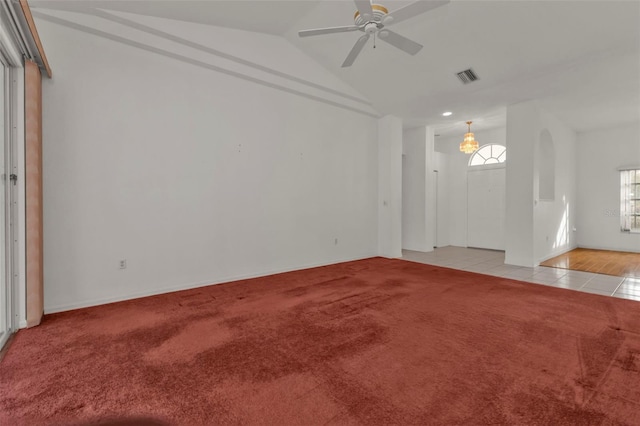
<box><xmin>298</xmin><ymin>0</ymin><xmax>450</xmax><ymax>67</ymax></box>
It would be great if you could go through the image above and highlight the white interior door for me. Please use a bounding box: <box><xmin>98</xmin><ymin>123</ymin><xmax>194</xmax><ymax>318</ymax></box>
<box><xmin>467</xmin><ymin>167</ymin><xmax>506</xmax><ymax>250</ymax></box>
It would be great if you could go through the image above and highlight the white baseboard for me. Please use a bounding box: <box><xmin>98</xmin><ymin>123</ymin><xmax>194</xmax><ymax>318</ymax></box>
<box><xmin>44</xmin><ymin>252</ymin><xmax>379</xmax><ymax>314</ymax></box>
<box><xmin>576</xmin><ymin>244</ymin><xmax>640</xmax><ymax>254</ymax></box>
<box><xmin>19</xmin><ymin>319</ymin><xmax>27</xmax><ymax>329</ymax></box>
<box><xmin>401</xmin><ymin>245</ymin><xmax>433</xmax><ymax>253</ymax></box>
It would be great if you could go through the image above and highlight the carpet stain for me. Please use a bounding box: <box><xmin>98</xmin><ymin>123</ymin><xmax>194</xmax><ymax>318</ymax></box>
<box><xmin>193</xmin><ymin>302</ymin><xmax>389</xmax><ymax>385</ymax></box>
<box><xmin>143</xmin><ymin>317</ymin><xmax>233</xmax><ymax>364</ymax></box>
<box><xmin>577</xmin><ymin>327</ymin><xmax>625</xmax><ymax>392</ymax></box>
<box><xmin>78</xmin><ymin>308</ymin><xmax>169</xmax><ymax>336</ymax></box>
<box><xmin>619</xmin><ymin>349</ymin><xmax>639</xmax><ymax>372</ymax></box>
<box><xmin>281</xmin><ymin>275</ymin><xmax>354</xmax><ymax>297</ymax></box>
<box><xmin>512</xmin><ymin>387</ymin><xmax>608</xmax><ymax>425</ymax></box>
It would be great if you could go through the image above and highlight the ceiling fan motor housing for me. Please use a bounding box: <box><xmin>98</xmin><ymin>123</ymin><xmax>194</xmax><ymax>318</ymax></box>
<box><xmin>364</xmin><ymin>22</ymin><xmax>379</xmax><ymax>34</ymax></box>
<box><xmin>354</xmin><ymin>4</ymin><xmax>389</xmax><ymax>26</ymax></box>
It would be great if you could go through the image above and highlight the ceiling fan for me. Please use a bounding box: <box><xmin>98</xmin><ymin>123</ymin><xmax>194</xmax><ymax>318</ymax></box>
<box><xmin>298</xmin><ymin>0</ymin><xmax>450</xmax><ymax>67</ymax></box>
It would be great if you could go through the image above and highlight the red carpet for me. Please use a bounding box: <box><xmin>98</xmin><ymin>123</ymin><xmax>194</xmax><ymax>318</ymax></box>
<box><xmin>1</xmin><ymin>257</ymin><xmax>640</xmax><ymax>425</ymax></box>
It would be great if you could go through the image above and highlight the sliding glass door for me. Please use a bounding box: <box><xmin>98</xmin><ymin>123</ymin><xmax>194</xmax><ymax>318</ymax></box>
<box><xmin>0</xmin><ymin>58</ymin><xmax>7</xmax><ymax>348</ymax></box>
<box><xmin>0</xmin><ymin>57</ymin><xmax>11</xmax><ymax>349</ymax></box>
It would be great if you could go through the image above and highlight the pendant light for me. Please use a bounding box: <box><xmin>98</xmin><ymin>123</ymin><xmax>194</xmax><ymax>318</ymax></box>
<box><xmin>459</xmin><ymin>121</ymin><xmax>479</xmax><ymax>154</ymax></box>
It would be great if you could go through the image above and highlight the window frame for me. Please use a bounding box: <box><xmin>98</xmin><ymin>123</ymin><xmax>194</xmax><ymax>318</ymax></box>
<box><xmin>620</xmin><ymin>168</ymin><xmax>640</xmax><ymax>233</ymax></box>
<box><xmin>468</xmin><ymin>144</ymin><xmax>506</xmax><ymax>167</ymax></box>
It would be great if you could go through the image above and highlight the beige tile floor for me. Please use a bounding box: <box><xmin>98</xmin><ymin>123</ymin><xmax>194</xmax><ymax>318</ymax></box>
<box><xmin>402</xmin><ymin>246</ymin><xmax>640</xmax><ymax>302</ymax></box>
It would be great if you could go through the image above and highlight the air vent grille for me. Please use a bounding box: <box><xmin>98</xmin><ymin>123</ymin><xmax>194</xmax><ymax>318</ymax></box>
<box><xmin>456</xmin><ymin>68</ymin><xmax>479</xmax><ymax>84</ymax></box>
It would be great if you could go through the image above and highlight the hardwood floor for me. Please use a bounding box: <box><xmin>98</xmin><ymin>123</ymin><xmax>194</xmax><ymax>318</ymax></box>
<box><xmin>541</xmin><ymin>248</ymin><xmax>640</xmax><ymax>278</ymax></box>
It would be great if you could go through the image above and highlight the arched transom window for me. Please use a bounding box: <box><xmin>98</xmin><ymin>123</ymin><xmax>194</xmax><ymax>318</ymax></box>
<box><xmin>469</xmin><ymin>144</ymin><xmax>506</xmax><ymax>166</ymax></box>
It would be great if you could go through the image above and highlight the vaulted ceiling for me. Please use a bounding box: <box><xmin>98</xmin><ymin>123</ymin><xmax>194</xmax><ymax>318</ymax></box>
<box><xmin>31</xmin><ymin>0</ymin><xmax>640</xmax><ymax>136</ymax></box>
<box><xmin>284</xmin><ymin>0</ymin><xmax>640</xmax><ymax>135</ymax></box>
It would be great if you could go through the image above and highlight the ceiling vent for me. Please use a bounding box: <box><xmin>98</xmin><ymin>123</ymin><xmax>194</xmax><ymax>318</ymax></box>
<box><xmin>456</xmin><ymin>68</ymin><xmax>479</xmax><ymax>84</ymax></box>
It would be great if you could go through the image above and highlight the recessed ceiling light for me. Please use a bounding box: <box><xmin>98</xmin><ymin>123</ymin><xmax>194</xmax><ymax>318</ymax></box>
<box><xmin>442</xmin><ymin>111</ymin><xmax>452</xmax><ymax>117</ymax></box>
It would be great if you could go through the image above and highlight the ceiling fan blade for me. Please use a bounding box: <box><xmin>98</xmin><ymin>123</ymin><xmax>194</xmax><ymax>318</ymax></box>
<box><xmin>383</xmin><ymin>0</ymin><xmax>449</xmax><ymax>26</ymax></box>
<box><xmin>378</xmin><ymin>30</ymin><xmax>423</xmax><ymax>55</ymax></box>
<box><xmin>342</xmin><ymin>34</ymin><xmax>370</xmax><ymax>68</ymax></box>
<box><xmin>354</xmin><ymin>0</ymin><xmax>374</xmax><ymax>21</ymax></box>
<box><xmin>298</xmin><ymin>26</ymin><xmax>361</xmax><ymax>37</ymax></box>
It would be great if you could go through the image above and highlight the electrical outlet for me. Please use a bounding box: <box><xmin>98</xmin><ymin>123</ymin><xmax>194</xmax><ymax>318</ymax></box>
<box><xmin>119</xmin><ymin>259</ymin><xmax>127</xmax><ymax>269</ymax></box>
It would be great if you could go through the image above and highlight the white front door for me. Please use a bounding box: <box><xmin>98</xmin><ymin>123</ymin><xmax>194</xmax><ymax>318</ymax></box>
<box><xmin>467</xmin><ymin>166</ymin><xmax>506</xmax><ymax>250</ymax></box>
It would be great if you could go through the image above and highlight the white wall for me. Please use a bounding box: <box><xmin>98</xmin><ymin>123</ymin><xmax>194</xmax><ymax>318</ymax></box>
<box><xmin>435</xmin><ymin>127</ymin><xmax>507</xmax><ymax>247</ymax></box>
<box><xmin>36</xmin><ymin>11</ymin><xmax>380</xmax><ymax>312</ymax></box>
<box><xmin>533</xmin><ymin>110</ymin><xmax>577</xmax><ymax>263</ymax></box>
<box><xmin>505</xmin><ymin>103</ymin><xmax>537</xmax><ymax>266</ymax></box>
<box><xmin>402</xmin><ymin>128</ymin><xmax>426</xmax><ymax>251</ymax></box>
<box><xmin>506</xmin><ymin>100</ymin><xmax>577</xmax><ymax>267</ymax></box>
<box><xmin>378</xmin><ymin>116</ymin><xmax>403</xmax><ymax>258</ymax></box>
<box><xmin>577</xmin><ymin>122</ymin><xmax>640</xmax><ymax>252</ymax></box>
